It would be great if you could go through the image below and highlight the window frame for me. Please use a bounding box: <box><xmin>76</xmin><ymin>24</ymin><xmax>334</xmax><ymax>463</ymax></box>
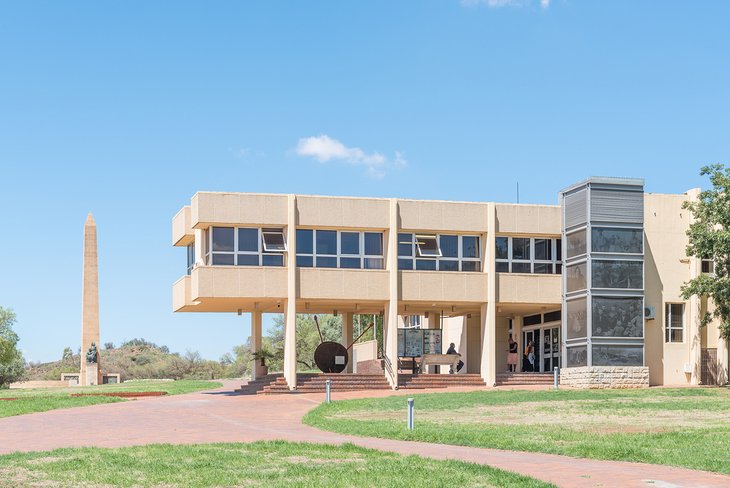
<box><xmin>295</xmin><ymin>229</ymin><xmax>385</xmax><ymax>270</ymax></box>
<box><xmin>261</xmin><ymin>228</ymin><xmax>287</xmax><ymax>253</ymax></box>
<box><xmin>208</xmin><ymin>226</ymin><xmax>286</xmax><ymax>267</ymax></box>
<box><xmin>702</xmin><ymin>258</ymin><xmax>715</xmax><ymax>275</ymax></box>
<box><xmin>665</xmin><ymin>303</ymin><xmax>685</xmax><ymax>343</ymax></box>
<box><xmin>495</xmin><ymin>236</ymin><xmax>562</xmax><ymax>274</ymax></box>
<box><xmin>398</xmin><ymin>233</ymin><xmax>481</xmax><ymax>272</ymax></box>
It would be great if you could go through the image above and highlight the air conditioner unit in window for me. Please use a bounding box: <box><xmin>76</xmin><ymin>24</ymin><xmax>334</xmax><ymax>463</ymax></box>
<box><xmin>644</xmin><ymin>306</ymin><xmax>656</xmax><ymax>320</ymax></box>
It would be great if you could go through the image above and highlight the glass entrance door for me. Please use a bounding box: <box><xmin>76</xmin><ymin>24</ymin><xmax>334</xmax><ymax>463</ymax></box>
<box><xmin>523</xmin><ymin>329</ymin><xmax>539</xmax><ymax>372</ymax></box>
<box><xmin>541</xmin><ymin>326</ymin><xmax>560</xmax><ymax>372</ymax></box>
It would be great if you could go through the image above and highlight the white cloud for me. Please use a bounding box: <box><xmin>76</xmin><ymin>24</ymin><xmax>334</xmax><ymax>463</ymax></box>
<box><xmin>295</xmin><ymin>134</ymin><xmax>407</xmax><ymax>179</ymax></box>
<box><xmin>461</xmin><ymin>0</ymin><xmax>549</xmax><ymax>8</ymax></box>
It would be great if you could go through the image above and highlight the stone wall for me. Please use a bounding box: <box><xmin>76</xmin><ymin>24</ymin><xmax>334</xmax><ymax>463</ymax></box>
<box><xmin>560</xmin><ymin>366</ymin><xmax>649</xmax><ymax>389</ymax></box>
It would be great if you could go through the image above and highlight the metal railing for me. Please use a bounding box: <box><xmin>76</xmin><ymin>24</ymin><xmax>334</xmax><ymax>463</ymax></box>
<box><xmin>382</xmin><ymin>353</ymin><xmax>398</xmax><ymax>389</ymax></box>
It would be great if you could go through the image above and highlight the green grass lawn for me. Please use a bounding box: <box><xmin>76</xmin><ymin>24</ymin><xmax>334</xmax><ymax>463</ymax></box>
<box><xmin>0</xmin><ymin>380</ymin><xmax>221</xmax><ymax>418</ymax></box>
<box><xmin>304</xmin><ymin>387</ymin><xmax>730</xmax><ymax>474</ymax></box>
<box><xmin>0</xmin><ymin>441</ymin><xmax>554</xmax><ymax>488</ymax></box>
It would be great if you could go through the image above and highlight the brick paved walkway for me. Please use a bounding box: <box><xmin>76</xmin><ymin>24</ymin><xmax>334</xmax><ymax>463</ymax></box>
<box><xmin>1</xmin><ymin>380</ymin><xmax>727</xmax><ymax>488</ymax></box>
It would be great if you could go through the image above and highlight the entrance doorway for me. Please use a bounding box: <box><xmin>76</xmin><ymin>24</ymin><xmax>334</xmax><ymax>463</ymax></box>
<box><xmin>522</xmin><ymin>324</ymin><xmax>560</xmax><ymax>373</ymax></box>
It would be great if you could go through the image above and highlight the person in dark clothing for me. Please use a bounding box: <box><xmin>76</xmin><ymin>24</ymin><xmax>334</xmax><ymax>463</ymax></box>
<box><xmin>446</xmin><ymin>342</ymin><xmax>464</xmax><ymax>374</ymax></box>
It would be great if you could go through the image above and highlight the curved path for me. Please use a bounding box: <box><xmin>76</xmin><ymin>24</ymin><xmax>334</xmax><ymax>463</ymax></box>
<box><xmin>1</xmin><ymin>380</ymin><xmax>727</xmax><ymax>488</ymax></box>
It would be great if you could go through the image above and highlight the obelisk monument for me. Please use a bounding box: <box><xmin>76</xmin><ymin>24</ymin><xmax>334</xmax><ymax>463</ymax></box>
<box><xmin>80</xmin><ymin>213</ymin><xmax>101</xmax><ymax>386</ymax></box>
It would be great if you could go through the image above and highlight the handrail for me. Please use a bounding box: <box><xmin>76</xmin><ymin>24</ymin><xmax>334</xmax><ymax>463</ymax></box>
<box><xmin>382</xmin><ymin>353</ymin><xmax>398</xmax><ymax>389</ymax></box>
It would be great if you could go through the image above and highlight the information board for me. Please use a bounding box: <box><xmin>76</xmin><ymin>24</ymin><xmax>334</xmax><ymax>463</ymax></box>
<box><xmin>397</xmin><ymin>329</ymin><xmax>405</xmax><ymax>357</ymax></box>
<box><xmin>423</xmin><ymin>329</ymin><xmax>442</xmax><ymax>355</ymax></box>
<box><xmin>403</xmin><ymin>329</ymin><xmax>423</xmax><ymax>357</ymax></box>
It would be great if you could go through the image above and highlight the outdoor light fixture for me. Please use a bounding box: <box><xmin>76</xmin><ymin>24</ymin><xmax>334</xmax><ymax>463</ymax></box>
<box><xmin>237</xmin><ymin>309</ymin><xmax>242</xmax><ymax>316</ymax></box>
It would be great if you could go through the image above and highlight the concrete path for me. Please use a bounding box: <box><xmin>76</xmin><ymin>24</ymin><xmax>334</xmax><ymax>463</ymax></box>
<box><xmin>1</xmin><ymin>380</ymin><xmax>727</xmax><ymax>488</ymax></box>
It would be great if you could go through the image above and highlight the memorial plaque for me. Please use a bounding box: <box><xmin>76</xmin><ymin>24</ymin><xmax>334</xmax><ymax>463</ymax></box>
<box><xmin>404</xmin><ymin>329</ymin><xmax>423</xmax><ymax>357</ymax></box>
<box><xmin>397</xmin><ymin>329</ymin><xmax>405</xmax><ymax>357</ymax></box>
<box><xmin>423</xmin><ymin>329</ymin><xmax>442</xmax><ymax>354</ymax></box>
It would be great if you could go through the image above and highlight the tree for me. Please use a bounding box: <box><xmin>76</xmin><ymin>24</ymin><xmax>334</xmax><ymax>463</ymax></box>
<box><xmin>0</xmin><ymin>307</ymin><xmax>26</xmax><ymax>388</ymax></box>
<box><xmin>681</xmin><ymin>164</ymin><xmax>730</xmax><ymax>340</ymax></box>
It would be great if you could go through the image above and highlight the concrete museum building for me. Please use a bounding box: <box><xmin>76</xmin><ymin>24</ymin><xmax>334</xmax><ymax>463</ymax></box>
<box><xmin>172</xmin><ymin>177</ymin><xmax>728</xmax><ymax>389</ymax></box>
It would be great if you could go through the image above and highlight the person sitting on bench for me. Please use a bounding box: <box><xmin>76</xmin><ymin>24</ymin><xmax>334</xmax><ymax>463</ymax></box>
<box><xmin>446</xmin><ymin>343</ymin><xmax>464</xmax><ymax>374</ymax></box>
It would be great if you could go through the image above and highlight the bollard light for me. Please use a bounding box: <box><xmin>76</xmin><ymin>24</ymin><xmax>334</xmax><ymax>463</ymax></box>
<box><xmin>407</xmin><ymin>397</ymin><xmax>414</xmax><ymax>430</ymax></box>
<box><xmin>553</xmin><ymin>366</ymin><xmax>559</xmax><ymax>390</ymax></box>
<box><xmin>325</xmin><ymin>378</ymin><xmax>332</xmax><ymax>403</ymax></box>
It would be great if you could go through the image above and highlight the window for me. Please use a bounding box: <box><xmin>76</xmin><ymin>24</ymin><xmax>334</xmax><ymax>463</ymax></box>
<box><xmin>591</xmin><ymin>260</ymin><xmax>643</xmax><ymax>289</ymax></box>
<box><xmin>702</xmin><ymin>259</ymin><xmax>714</xmax><ymax>274</ymax></box>
<box><xmin>665</xmin><ymin>303</ymin><xmax>684</xmax><ymax>343</ymax></box>
<box><xmin>261</xmin><ymin>229</ymin><xmax>287</xmax><ymax>252</ymax></box>
<box><xmin>186</xmin><ymin>244</ymin><xmax>195</xmax><ymax>275</ymax></box>
<box><xmin>566</xmin><ymin>229</ymin><xmax>587</xmax><ymax>258</ymax></box>
<box><xmin>495</xmin><ymin>237</ymin><xmax>562</xmax><ymax>274</ymax></box>
<box><xmin>592</xmin><ymin>227</ymin><xmax>642</xmax><ymax>254</ymax></box>
<box><xmin>209</xmin><ymin>226</ymin><xmax>285</xmax><ymax>267</ymax></box>
<box><xmin>296</xmin><ymin>229</ymin><xmax>384</xmax><ymax>269</ymax></box>
<box><xmin>398</xmin><ymin>233</ymin><xmax>481</xmax><ymax>271</ymax></box>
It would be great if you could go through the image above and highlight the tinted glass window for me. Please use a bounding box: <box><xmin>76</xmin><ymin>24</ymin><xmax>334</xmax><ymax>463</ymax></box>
<box><xmin>440</xmin><ymin>235</ymin><xmax>458</xmax><ymax>258</ymax></box>
<box><xmin>534</xmin><ymin>263</ymin><xmax>551</xmax><ymax>274</ymax></box>
<box><xmin>340</xmin><ymin>232</ymin><xmax>359</xmax><ymax>255</ymax></box>
<box><xmin>566</xmin><ymin>297</ymin><xmax>587</xmax><ymax>339</ymax></box>
<box><xmin>238</xmin><ymin>228</ymin><xmax>258</xmax><ymax>252</ymax></box>
<box><xmin>212</xmin><ymin>227</ymin><xmax>234</xmax><ymax>252</ymax></box>
<box><xmin>556</xmin><ymin>239</ymin><xmax>562</xmax><ymax>261</ymax></box>
<box><xmin>592</xmin><ymin>228</ymin><xmax>643</xmax><ymax>254</ymax></box>
<box><xmin>524</xmin><ymin>314</ymin><xmax>541</xmax><ymax>326</ymax></box>
<box><xmin>297</xmin><ymin>255</ymin><xmax>313</xmax><ymax>267</ymax></box>
<box><xmin>534</xmin><ymin>239</ymin><xmax>552</xmax><ymax>260</ymax></box>
<box><xmin>592</xmin><ymin>296</ymin><xmax>643</xmax><ymax>337</ymax></box>
<box><xmin>340</xmin><ymin>257</ymin><xmax>361</xmax><ymax>269</ymax></box>
<box><xmin>262</xmin><ymin>254</ymin><xmax>283</xmax><ymax>266</ymax></box>
<box><xmin>512</xmin><ymin>262</ymin><xmax>531</xmax><ymax>273</ymax></box>
<box><xmin>364</xmin><ymin>233</ymin><xmax>383</xmax><ymax>256</ymax></box>
<box><xmin>439</xmin><ymin>260</ymin><xmax>459</xmax><ymax>271</ymax></box>
<box><xmin>462</xmin><ymin>261</ymin><xmax>480</xmax><ymax>272</ymax></box>
<box><xmin>496</xmin><ymin>262</ymin><xmax>509</xmax><ymax>273</ymax></box>
<box><xmin>592</xmin><ymin>260</ymin><xmax>643</xmax><ymax>289</ymax></box>
<box><xmin>592</xmin><ymin>345</ymin><xmax>643</xmax><ymax>367</ymax></box>
<box><xmin>566</xmin><ymin>263</ymin><xmax>587</xmax><ymax>292</ymax></box>
<box><xmin>495</xmin><ymin>237</ymin><xmax>509</xmax><ymax>259</ymax></box>
<box><xmin>237</xmin><ymin>254</ymin><xmax>259</xmax><ymax>266</ymax></box>
<box><xmin>398</xmin><ymin>233</ymin><xmax>414</xmax><ymax>257</ymax></box>
<box><xmin>212</xmin><ymin>253</ymin><xmax>234</xmax><ymax>265</ymax></box>
<box><xmin>416</xmin><ymin>259</ymin><xmax>437</xmax><ymax>270</ymax></box>
<box><xmin>316</xmin><ymin>256</ymin><xmax>337</xmax><ymax>268</ymax></box>
<box><xmin>462</xmin><ymin>236</ymin><xmax>479</xmax><ymax>258</ymax></box>
<box><xmin>296</xmin><ymin>229</ymin><xmax>313</xmax><ymax>254</ymax></box>
<box><xmin>566</xmin><ymin>229</ymin><xmax>587</xmax><ymax>258</ymax></box>
<box><xmin>398</xmin><ymin>258</ymin><xmax>414</xmax><ymax>270</ymax></box>
<box><xmin>566</xmin><ymin>346</ymin><xmax>587</xmax><ymax>367</ymax></box>
<box><xmin>316</xmin><ymin>230</ymin><xmax>337</xmax><ymax>255</ymax></box>
<box><xmin>512</xmin><ymin>238</ymin><xmax>531</xmax><ymax>260</ymax></box>
<box><xmin>364</xmin><ymin>257</ymin><xmax>384</xmax><ymax>269</ymax></box>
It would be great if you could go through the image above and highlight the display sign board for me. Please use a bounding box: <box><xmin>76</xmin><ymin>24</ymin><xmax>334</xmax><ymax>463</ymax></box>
<box><xmin>397</xmin><ymin>329</ymin><xmax>405</xmax><ymax>357</ymax></box>
<box><xmin>423</xmin><ymin>329</ymin><xmax>442</xmax><ymax>355</ymax></box>
<box><xmin>404</xmin><ymin>329</ymin><xmax>424</xmax><ymax>357</ymax></box>
<box><xmin>397</xmin><ymin>328</ymin><xmax>443</xmax><ymax>357</ymax></box>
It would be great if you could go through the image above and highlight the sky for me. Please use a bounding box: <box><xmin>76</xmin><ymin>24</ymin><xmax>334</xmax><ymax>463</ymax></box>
<box><xmin>1</xmin><ymin>1</ymin><xmax>729</xmax><ymax>363</ymax></box>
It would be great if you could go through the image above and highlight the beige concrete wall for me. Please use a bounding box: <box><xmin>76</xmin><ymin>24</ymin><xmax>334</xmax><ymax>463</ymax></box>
<box><xmin>173</xmin><ymin>275</ymin><xmax>191</xmax><ymax>312</ymax></box>
<box><xmin>172</xmin><ymin>206</ymin><xmax>194</xmax><ymax>246</ymax></box>
<box><xmin>192</xmin><ymin>266</ymin><xmax>288</xmax><ymax>299</ymax></box>
<box><xmin>495</xmin><ymin>316</ymin><xmax>510</xmax><ymax>374</ymax></box>
<box><xmin>496</xmin><ymin>273</ymin><xmax>561</xmax><ymax>304</ymax></box>
<box><xmin>644</xmin><ymin>193</ymin><xmax>692</xmax><ymax>385</ymax></box>
<box><xmin>297</xmin><ymin>195</ymin><xmax>389</xmax><ymax>229</ymax></box>
<box><xmin>398</xmin><ymin>199</ymin><xmax>489</xmax><ymax>233</ymax></box>
<box><xmin>353</xmin><ymin>340</ymin><xmax>378</xmax><ymax>363</ymax></box>
<box><xmin>495</xmin><ymin>204</ymin><xmax>561</xmax><ymax>235</ymax></box>
<box><xmin>297</xmin><ymin>268</ymin><xmax>389</xmax><ymax>301</ymax></box>
<box><xmin>192</xmin><ymin>192</ymin><xmax>289</xmax><ymax>228</ymax></box>
<box><xmin>399</xmin><ymin>271</ymin><xmax>488</xmax><ymax>303</ymax></box>
<box><xmin>466</xmin><ymin>313</ymin><xmax>482</xmax><ymax>374</ymax></box>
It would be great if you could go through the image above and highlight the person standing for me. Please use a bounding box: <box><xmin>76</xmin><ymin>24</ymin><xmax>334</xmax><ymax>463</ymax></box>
<box><xmin>507</xmin><ymin>335</ymin><xmax>518</xmax><ymax>372</ymax></box>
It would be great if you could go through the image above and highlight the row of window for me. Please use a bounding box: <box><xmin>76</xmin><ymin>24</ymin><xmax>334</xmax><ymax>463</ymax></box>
<box><xmin>207</xmin><ymin>227</ymin><xmax>287</xmax><ymax>267</ymax></box>
<box><xmin>397</xmin><ymin>233</ymin><xmax>481</xmax><ymax>271</ymax></box>
<box><xmin>566</xmin><ymin>227</ymin><xmax>643</xmax><ymax>258</ymax></box>
<box><xmin>495</xmin><ymin>237</ymin><xmax>562</xmax><ymax>274</ymax></box>
<box><xmin>295</xmin><ymin>229</ymin><xmax>384</xmax><ymax>269</ymax></box>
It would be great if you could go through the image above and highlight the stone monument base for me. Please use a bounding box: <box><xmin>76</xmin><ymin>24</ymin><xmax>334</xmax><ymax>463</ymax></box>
<box><xmin>85</xmin><ymin>363</ymin><xmax>100</xmax><ymax>386</ymax></box>
<box><xmin>560</xmin><ymin>366</ymin><xmax>649</xmax><ymax>389</ymax></box>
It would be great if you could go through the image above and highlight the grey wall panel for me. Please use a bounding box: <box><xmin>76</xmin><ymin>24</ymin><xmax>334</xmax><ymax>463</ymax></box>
<box><xmin>565</xmin><ymin>189</ymin><xmax>587</xmax><ymax>228</ymax></box>
<box><xmin>590</xmin><ymin>189</ymin><xmax>644</xmax><ymax>223</ymax></box>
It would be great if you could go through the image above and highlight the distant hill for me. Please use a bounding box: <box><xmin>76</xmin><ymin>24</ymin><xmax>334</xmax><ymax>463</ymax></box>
<box><xmin>26</xmin><ymin>339</ymin><xmax>251</xmax><ymax>381</ymax></box>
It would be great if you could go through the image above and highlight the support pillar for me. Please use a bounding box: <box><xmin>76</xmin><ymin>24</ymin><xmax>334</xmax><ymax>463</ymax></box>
<box><xmin>514</xmin><ymin>315</ymin><xmax>523</xmax><ymax>372</ymax></box>
<box><xmin>283</xmin><ymin>194</ymin><xmax>297</xmax><ymax>389</ymax></box>
<box><xmin>718</xmin><ymin>336</ymin><xmax>729</xmax><ymax>386</ymax></box>
<box><xmin>343</xmin><ymin>312</ymin><xmax>354</xmax><ymax>373</ymax></box>
<box><xmin>481</xmin><ymin>202</ymin><xmax>497</xmax><ymax>386</ymax></box>
<box><xmin>384</xmin><ymin>198</ymin><xmax>399</xmax><ymax>388</ymax></box>
<box><xmin>251</xmin><ymin>311</ymin><xmax>264</xmax><ymax>380</ymax></box>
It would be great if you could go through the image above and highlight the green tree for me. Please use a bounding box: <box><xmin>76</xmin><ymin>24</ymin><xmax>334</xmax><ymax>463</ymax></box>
<box><xmin>268</xmin><ymin>314</ymin><xmax>343</xmax><ymax>371</ymax></box>
<box><xmin>681</xmin><ymin>164</ymin><xmax>730</xmax><ymax>339</ymax></box>
<box><xmin>0</xmin><ymin>307</ymin><xmax>26</xmax><ymax>388</ymax></box>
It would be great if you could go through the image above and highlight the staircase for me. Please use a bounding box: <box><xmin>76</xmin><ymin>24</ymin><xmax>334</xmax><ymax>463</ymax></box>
<box><xmin>237</xmin><ymin>373</ymin><xmax>391</xmax><ymax>395</ymax></box>
<box><xmin>398</xmin><ymin>373</ymin><xmax>486</xmax><ymax>389</ymax></box>
<box><xmin>496</xmin><ymin>372</ymin><xmax>555</xmax><ymax>387</ymax></box>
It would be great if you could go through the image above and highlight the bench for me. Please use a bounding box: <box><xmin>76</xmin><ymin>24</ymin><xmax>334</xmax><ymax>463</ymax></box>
<box><xmin>420</xmin><ymin>353</ymin><xmax>461</xmax><ymax>374</ymax></box>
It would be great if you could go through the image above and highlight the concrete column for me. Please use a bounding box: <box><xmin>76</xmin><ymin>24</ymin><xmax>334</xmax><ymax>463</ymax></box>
<box><xmin>80</xmin><ymin>213</ymin><xmax>101</xmax><ymax>387</ymax></box>
<box><xmin>251</xmin><ymin>311</ymin><xmax>263</xmax><ymax>380</ymax></box>
<box><xmin>343</xmin><ymin>312</ymin><xmax>354</xmax><ymax>373</ymax></box>
<box><xmin>283</xmin><ymin>194</ymin><xmax>297</xmax><ymax>389</ymax></box>
<box><xmin>384</xmin><ymin>198</ymin><xmax>399</xmax><ymax>388</ymax></box>
<box><xmin>480</xmin><ymin>203</ymin><xmax>497</xmax><ymax>386</ymax></box>
<box><xmin>194</xmin><ymin>229</ymin><xmax>205</xmax><ymax>265</ymax></box>
<box><xmin>514</xmin><ymin>315</ymin><xmax>523</xmax><ymax>372</ymax></box>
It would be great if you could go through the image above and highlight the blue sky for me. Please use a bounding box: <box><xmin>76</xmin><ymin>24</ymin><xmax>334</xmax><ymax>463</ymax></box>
<box><xmin>2</xmin><ymin>1</ymin><xmax>729</xmax><ymax>363</ymax></box>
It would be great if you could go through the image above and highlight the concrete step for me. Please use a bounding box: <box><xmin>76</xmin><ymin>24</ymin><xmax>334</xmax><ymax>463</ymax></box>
<box><xmin>496</xmin><ymin>373</ymin><xmax>556</xmax><ymax>386</ymax></box>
